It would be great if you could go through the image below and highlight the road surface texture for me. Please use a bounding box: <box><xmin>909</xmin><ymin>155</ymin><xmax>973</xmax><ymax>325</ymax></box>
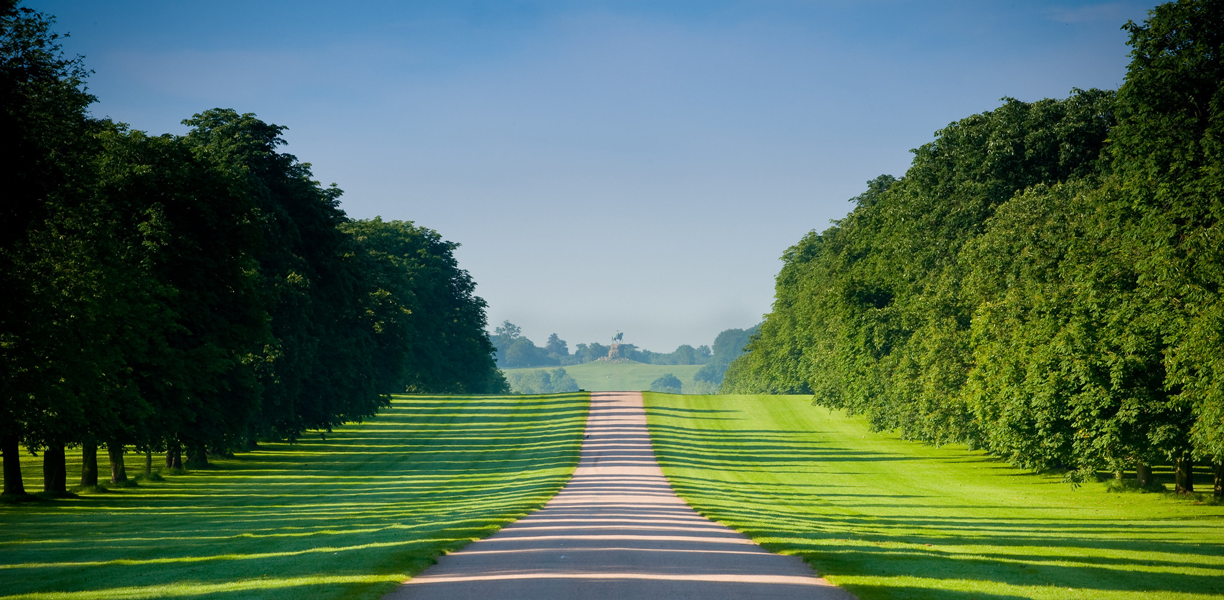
<box><xmin>384</xmin><ymin>391</ymin><xmax>854</xmax><ymax>600</ymax></box>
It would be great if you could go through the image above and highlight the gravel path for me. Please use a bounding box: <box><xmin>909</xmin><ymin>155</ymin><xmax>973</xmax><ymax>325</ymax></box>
<box><xmin>384</xmin><ymin>391</ymin><xmax>854</xmax><ymax>600</ymax></box>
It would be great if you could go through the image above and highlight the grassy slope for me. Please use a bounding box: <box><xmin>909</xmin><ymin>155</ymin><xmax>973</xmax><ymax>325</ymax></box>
<box><xmin>503</xmin><ymin>361</ymin><xmax>704</xmax><ymax>391</ymax></box>
<box><xmin>643</xmin><ymin>393</ymin><xmax>1224</xmax><ymax>600</ymax></box>
<box><xmin>0</xmin><ymin>393</ymin><xmax>588</xmax><ymax>600</ymax></box>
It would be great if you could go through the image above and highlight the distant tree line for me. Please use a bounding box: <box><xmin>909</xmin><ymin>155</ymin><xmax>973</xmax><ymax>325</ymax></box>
<box><xmin>1</xmin><ymin>4</ymin><xmax>505</xmax><ymax>498</ymax></box>
<box><xmin>503</xmin><ymin>368</ymin><xmax>580</xmax><ymax>394</ymax></box>
<box><xmin>724</xmin><ymin>0</ymin><xmax>1224</xmax><ymax>496</ymax></box>
<box><xmin>491</xmin><ymin>321</ymin><xmax>713</xmax><ymax>368</ymax></box>
<box><xmin>692</xmin><ymin>325</ymin><xmax>759</xmax><ymax>388</ymax></box>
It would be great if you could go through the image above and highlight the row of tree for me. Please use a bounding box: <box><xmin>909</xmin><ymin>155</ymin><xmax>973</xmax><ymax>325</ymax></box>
<box><xmin>503</xmin><ymin>368</ymin><xmax>581</xmax><ymax>394</ymax></box>
<box><xmin>725</xmin><ymin>0</ymin><xmax>1224</xmax><ymax>495</ymax></box>
<box><xmin>1</xmin><ymin>4</ymin><xmax>505</xmax><ymax>498</ymax></box>
<box><xmin>491</xmin><ymin>321</ymin><xmax>714</xmax><ymax>368</ymax></box>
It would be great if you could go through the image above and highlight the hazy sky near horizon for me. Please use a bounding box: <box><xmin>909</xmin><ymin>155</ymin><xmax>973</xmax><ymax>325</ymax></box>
<box><xmin>39</xmin><ymin>0</ymin><xmax>1151</xmax><ymax>352</ymax></box>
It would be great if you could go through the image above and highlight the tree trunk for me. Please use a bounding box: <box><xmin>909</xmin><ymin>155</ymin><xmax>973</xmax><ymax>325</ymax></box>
<box><xmin>1115</xmin><ymin>469</ymin><xmax>1124</xmax><ymax>481</ymax></box>
<box><xmin>80</xmin><ymin>442</ymin><xmax>98</xmax><ymax>487</ymax></box>
<box><xmin>186</xmin><ymin>442</ymin><xmax>208</xmax><ymax>469</ymax></box>
<box><xmin>42</xmin><ymin>443</ymin><xmax>66</xmax><ymax>495</ymax></box>
<box><xmin>1214</xmin><ymin>463</ymin><xmax>1222</xmax><ymax>500</ymax></box>
<box><xmin>108</xmin><ymin>444</ymin><xmax>127</xmax><ymax>484</ymax></box>
<box><xmin>165</xmin><ymin>440</ymin><xmax>182</xmax><ymax>470</ymax></box>
<box><xmin>1176</xmin><ymin>457</ymin><xmax>1195</xmax><ymax>494</ymax></box>
<box><xmin>144</xmin><ymin>451</ymin><xmax>152</xmax><ymax>478</ymax></box>
<box><xmin>1</xmin><ymin>433</ymin><xmax>25</xmax><ymax>496</ymax></box>
<box><xmin>1136</xmin><ymin>461</ymin><xmax>1152</xmax><ymax>487</ymax></box>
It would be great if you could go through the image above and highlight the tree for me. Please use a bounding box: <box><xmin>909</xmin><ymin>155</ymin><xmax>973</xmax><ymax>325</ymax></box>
<box><xmin>1111</xmin><ymin>0</ymin><xmax>1224</xmax><ymax>493</ymax></box>
<box><xmin>182</xmin><ymin>108</ymin><xmax>396</xmax><ymax>444</ymax></box>
<box><xmin>504</xmin><ymin>368</ymin><xmax>576</xmax><ymax>394</ymax></box>
<box><xmin>100</xmin><ymin>126</ymin><xmax>268</xmax><ymax>469</ymax></box>
<box><xmin>961</xmin><ymin>179</ymin><xmax>1180</xmax><ymax>479</ymax></box>
<box><xmin>573</xmin><ymin>343</ymin><xmax>608</xmax><ymax>364</ymax></box>
<box><xmin>491</xmin><ymin>321</ymin><xmax>522</xmax><ymax>366</ymax></box>
<box><xmin>545</xmin><ymin>333</ymin><xmax>569</xmax><ymax>357</ymax></box>
<box><xmin>0</xmin><ymin>1</ymin><xmax>98</xmax><ymax>498</ymax></box>
<box><xmin>650</xmin><ymin>374</ymin><xmax>682</xmax><ymax>394</ymax></box>
<box><xmin>0</xmin><ymin>2</ymin><xmax>510</xmax><ymax>499</ymax></box>
<box><xmin>697</xmin><ymin>326</ymin><xmax>758</xmax><ymax>387</ymax></box>
<box><xmin>504</xmin><ymin>337</ymin><xmax>553</xmax><ymax>368</ymax></box>
<box><xmin>727</xmin><ymin>89</ymin><xmax>1116</xmax><ymax>447</ymax></box>
<box><xmin>548</xmin><ymin>369</ymin><xmax>579</xmax><ymax>393</ymax></box>
<box><xmin>344</xmin><ymin>218</ymin><xmax>507</xmax><ymax>395</ymax></box>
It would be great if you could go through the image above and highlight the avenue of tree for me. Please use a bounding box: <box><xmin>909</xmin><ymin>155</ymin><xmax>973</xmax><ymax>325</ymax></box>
<box><xmin>725</xmin><ymin>0</ymin><xmax>1224</xmax><ymax>496</ymax></box>
<box><xmin>1</xmin><ymin>3</ymin><xmax>505</xmax><ymax>498</ymax></box>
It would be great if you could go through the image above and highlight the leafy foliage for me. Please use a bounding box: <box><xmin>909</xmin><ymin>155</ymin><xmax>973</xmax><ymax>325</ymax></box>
<box><xmin>649</xmin><ymin>374</ymin><xmax>683</xmax><ymax>394</ymax></box>
<box><xmin>0</xmin><ymin>2</ymin><xmax>503</xmax><ymax>495</ymax></box>
<box><xmin>725</xmin><ymin>0</ymin><xmax>1224</xmax><ymax>485</ymax></box>
<box><xmin>504</xmin><ymin>368</ymin><xmax>580</xmax><ymax>394</ymax></box>
<box><xmin>694</xmin><ymin>325</ymin><xmax>759</xmax><ymax>386</ymax></box>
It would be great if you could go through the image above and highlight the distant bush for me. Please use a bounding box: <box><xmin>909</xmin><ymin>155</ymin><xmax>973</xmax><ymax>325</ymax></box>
<box><xmin>649</xmin><ymin>374</ymin><xmax>682</xmax><ymax>394</ymax></box>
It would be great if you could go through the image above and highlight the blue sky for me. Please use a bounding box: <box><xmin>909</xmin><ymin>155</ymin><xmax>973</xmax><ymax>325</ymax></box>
<box><xmin>39</xmin><ymin>0</ymin><xmax>1152</xmax><ymax>352</ymax></box>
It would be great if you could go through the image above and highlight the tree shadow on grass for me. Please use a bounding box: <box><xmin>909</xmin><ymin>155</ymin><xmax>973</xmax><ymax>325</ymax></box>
<box><xmin>646</xmin><ymin>406</ymin><xmax>741</xmax><ymax>415</ymax></box>
<box><xmin>0</xmin><ymin>393</ymin><xmax>590</xmax><ymax>600</ymax></box>
<box><xmin>645</xmin><ymin>397</ymin><xmax>1224</xmax><ymax>600</ymax></box>
<box><xmin>837</xmin><ymin>586</ymin><xmax>1035</xmax><ymax>600</ymax></box>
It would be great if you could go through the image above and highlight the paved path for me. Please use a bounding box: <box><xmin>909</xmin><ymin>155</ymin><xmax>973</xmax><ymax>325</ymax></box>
<box><xmin>384</xmin><ymin>391</ymin><xmax>854</xmax><ymax>600</ymax></box>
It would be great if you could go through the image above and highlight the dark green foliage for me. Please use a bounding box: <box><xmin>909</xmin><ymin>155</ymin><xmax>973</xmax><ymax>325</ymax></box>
<box><xmin>573</xmin><ymin>342</ymin><xmax>610</xmax><ymax>364</ymax></box>
<box><xmin>694</xmin><ymin>326</ymin><xmax>758</xmax><ymax>386</ymax></box>
<box><xmin>728</xmin><ymin>0</ymin><xmax>1224</xmax><ymax>481</ymax></box>
<box><xmin>544</xmin><ymin>333</ymin><xmax>569</xmax><ymax>362</ymax></box>
<box><xmin>92</xmin><ymin>125</ymin><xmax>268</xmax><ymax>462</ymax></box>
<box><xmin>0</xmin><ymin>2</ymin><xmax>505</xmax><ymax>494</ymax></box>
<box><xmin>961</xmin><ymin>179</ymin><xmax>1184</xmax><ymax>476</ymax></box>
<box><xmin>1112</xmin><ymin>0</ymin><xmax>1224</xmax><ymax>468</ymax></box>
<box><xmin>504</xmin><ymin>336</ymin><xmax>555</xmax><ymax>368</ymax></box>
<box><xmin>490</xmin><ymin>322</ymin><xmax>567</xmax><ymax>368</ymax></box>
<box><xmin>491</xmin><ymin>321</ymin><xmax>523</xmax><ymax>366</ymax></box>
<box><xmin>649</xmin><ymin>374</ymin><xmax>683</xmax><ymax>394</ymax></box>
<box><xmin>631</xmin><ymin>344</ymin><xmax>712</xmax><ymax>366</ymax></box>
<box><xmin>343</xmin><ymin>218</ymin><xmax>506</xmax><ymax>395</ymax></box>
<box><xmin>505</xmin><ymin>368</ymin><xmax>580</xmax><ymax>394</ymax></box>
<box><xmin>181</xmin><ymin>108</ymin><xmax>366</xmax><ymax>442</ymax></box>
<box><xmin>0</xmin><ymin>0</ymin><xmax>99</xmax><ymax>496</ymax></box>
<box><xmin>548</xmin><ymin>369</ymin><xmax>580</xmax><ymax>393</ymax></box>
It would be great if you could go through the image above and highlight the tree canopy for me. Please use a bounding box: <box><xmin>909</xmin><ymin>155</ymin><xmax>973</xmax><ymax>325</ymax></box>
<box><xmin>725</xmin><ymin>0</ymin><xmax>1224</xmax><ymax>494</ymax></box>
<box><xmin>0</xmin><ymin>2</ymin><xmax>505</xmax><ymax>498</ymax></box>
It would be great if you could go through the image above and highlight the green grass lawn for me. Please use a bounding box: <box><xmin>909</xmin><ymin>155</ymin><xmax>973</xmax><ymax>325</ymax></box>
<box><xmin>643</xmin><ymin>392</ymin><xmax>1224</xmax><ymax>600</ymax></box>
<box><xmin>503</xmin><ymin>361</ymin><xmax>704</xmax><ymax>391</ymax></box>
<box><xmin>0</xmin><ymin>393</ymin><xmax>588</xmax><ymax>600</ymax></box>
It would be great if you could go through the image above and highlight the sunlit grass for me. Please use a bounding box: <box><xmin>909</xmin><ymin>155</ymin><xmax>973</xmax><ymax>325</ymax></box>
<box><xmin>643</xmin><ymin>393</ymin><xmax>1224</xmax><ymax>600</ymax></box>
<box><xmin>0</xmin><ymin>393</ymin><xmax>588</xmax><ymax>600</ymax></box>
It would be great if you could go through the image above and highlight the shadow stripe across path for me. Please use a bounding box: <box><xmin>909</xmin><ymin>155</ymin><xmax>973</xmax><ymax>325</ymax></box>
<box><xmin>384</xmin><ymin>391</ymin><xmax>855</xmax><ymax>600</ymax></box>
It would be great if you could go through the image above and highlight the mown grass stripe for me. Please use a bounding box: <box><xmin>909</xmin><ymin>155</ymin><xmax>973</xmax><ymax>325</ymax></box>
<box><xmin>643</xmin><ymin>393</ymin><xmax>1224</xmax><ymax>600</ymax></box>
<box><xmin>0</xmin><ymin>393</ymin><xmax>588</xmax><ymax>600</ymax></box>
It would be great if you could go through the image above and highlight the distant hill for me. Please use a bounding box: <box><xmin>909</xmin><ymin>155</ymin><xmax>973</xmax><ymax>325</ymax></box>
<box><xmin>502</xmin><ymin>362</ymin><xmax>707</xmax><ymax>392</ymax></box>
